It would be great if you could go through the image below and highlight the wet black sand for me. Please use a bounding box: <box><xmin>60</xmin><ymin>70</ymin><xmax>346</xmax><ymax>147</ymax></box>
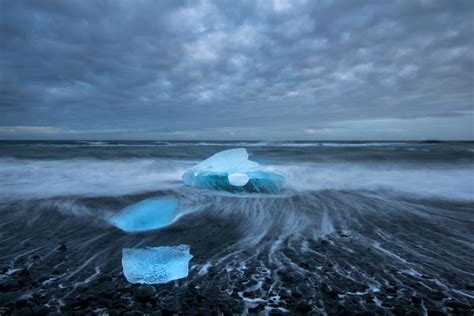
<box><xmin>1</xmin><ymin>189</ymin><xmax>473</xmax><ymax>315</ymax></box>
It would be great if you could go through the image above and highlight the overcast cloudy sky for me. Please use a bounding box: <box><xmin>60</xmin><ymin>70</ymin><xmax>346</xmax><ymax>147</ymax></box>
<box><xmin>1</xmin><ymin>0</ymin><xmax>473</xmax><ymax>140</ymax></box>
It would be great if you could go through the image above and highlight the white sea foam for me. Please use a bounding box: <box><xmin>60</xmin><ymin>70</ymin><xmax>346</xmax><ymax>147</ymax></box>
<box><xmin>0</xmin><ymin>158</ymin><xmax>188</xmax><ymax>201</ymax></box>
<box><xmin>0</xmin><ymin>157</ymin><xmax>472</xmax><ymax>201</ymax></box>
<box><xmin>279</xmin><ymin>162</ymin><xmax>474</xmax><ymax>201</ymax></box>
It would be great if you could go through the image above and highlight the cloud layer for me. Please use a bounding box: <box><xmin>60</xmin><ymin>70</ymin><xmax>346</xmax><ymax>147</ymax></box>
<box><xmin>1</xmin><ymin>0</ymin><xmax>473</xmax><ymax>140</ymax></box>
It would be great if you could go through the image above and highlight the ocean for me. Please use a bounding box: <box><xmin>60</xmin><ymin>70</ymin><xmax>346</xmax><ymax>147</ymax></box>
<box><xmin>0</xmin><ymin>140</ymin><xmax>473</xmax><ymax>314</ymax></box>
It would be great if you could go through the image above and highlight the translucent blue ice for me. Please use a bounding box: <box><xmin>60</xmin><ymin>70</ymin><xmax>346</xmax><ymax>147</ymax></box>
<box><xmin>182</xmin><ymin>148</ymin><xmax>285</xmax><ymax>193</ymax></box>
<box><xmin>109</xmin><ymin>197</ymin><xmax>177</xmax><ymax>232</ymax></box>
<box><xmin>122</xmin><ymin>245</ymin><xmax>192</xmax><ymax>284</ymax></box>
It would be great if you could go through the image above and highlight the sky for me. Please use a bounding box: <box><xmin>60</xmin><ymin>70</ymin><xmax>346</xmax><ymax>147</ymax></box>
<box><xmin>1</xmin><ymin>0</ymin><xmax>473</xmax><ymax>140</ymax></box>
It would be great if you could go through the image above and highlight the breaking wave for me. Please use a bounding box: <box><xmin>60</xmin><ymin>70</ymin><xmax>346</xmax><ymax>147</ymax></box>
<box><xmin>0</xmin><ymin>157</ymin><xmax>472</xmax><ymax>202</ymax></box>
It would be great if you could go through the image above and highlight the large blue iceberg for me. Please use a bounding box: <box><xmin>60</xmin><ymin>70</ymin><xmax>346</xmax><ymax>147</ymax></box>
<box><xmin>109</xmin><ymin>197</ymin><xmax>177</xmax><ymax>232</ymax></box>
<box><xmin>182</xmin><ymin>148</ymin><xmax>285</xmax><ymax>193</ymax></box>
<box><xmin>122</xmin><ymin>245</ymin><xmax>192</xmax><ymax>284</ymax></box>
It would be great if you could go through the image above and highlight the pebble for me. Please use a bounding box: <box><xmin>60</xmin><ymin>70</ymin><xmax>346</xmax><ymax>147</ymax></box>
<box><xmin>17</xmin><ymin>269</ymin><xmax>31</xmax><ymax>277</ymax></box>
<box><xmin>134</xmin><ymin>285</ymin><xmax>156</xmax><ymax>301</ymax></box>
<box><xmin>248</xmin><ymin>303</ymin><xmax>266</xmax><ymax>313</ymax></box>
<box><xmin>123</xmin><ymin>311</ymin><xmax>145</xmax><ymax>316</ymax></box>
<box><xmin>296</xmin><ymin>302</ymin><xmax>313</xmax><ymax>313</ymax></box>
<box><xmin>427</xmin><ymin>310</ymin><xmax>447</xmax><ymax>316</ymax></box>
<box><xmin>57</xmin><ymin>244</ymin><xmax>67</xmax><ymax>252</ymax></box>
<box><xmin>387</xmin><ymin>287</ymin><xmax>397</xmax><ymax>294</ymax></box>
<box><xmin>445</xmin><ymin>300</ymin><xmax>471</xmax><ymax>310</ymax></box>
<box><xmin>411</xmin><ymin>296</ymin><xmax>422</xmax><ymax>304</ymax></box>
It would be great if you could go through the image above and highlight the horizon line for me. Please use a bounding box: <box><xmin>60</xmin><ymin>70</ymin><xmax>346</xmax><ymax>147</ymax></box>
<box><xmin>0</xmin><ymin>139</ymin><xmax>473</xmax><ymax>142</ymax></box>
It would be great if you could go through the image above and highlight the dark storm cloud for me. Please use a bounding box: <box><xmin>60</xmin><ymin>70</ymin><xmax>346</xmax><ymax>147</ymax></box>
<box><xmin>1</xmin><ymin>0</ymin><xmax>473</xmax><ymax>139</ymax></box>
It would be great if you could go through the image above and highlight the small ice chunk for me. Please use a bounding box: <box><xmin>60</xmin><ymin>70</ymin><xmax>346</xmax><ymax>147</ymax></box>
<box><xmin>182</xmin><ymin>148</ymin><xmax>285</xmax><ymax>193</ymax></box>
<box><xmin>122</xmin><ymin>245</ymin><xmax>192</xmax><ymax>284</ymax></box>
<box><xmin>228</xmin><ymin>173</ymin><xmax>250</xmax><ymax>186</ymax></box>
<box><xmin>109</xmin><ymin>197</ymin><xmax>177</xmax><ymax>232</ymax></box>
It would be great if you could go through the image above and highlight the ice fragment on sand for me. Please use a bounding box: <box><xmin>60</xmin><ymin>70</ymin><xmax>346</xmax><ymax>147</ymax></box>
<box><xmin>182</xmin><ymin>148</ymin><xmax>285</xmax><ymax>193</ymax></box>
<box><xmin>122</xmin><ymin>245</ymin><xmax>192</xmax><ymax>284</ymax></box>
<box><xmin>109</xmin><ymin>197</ymin><xmax>177</xmax><ymax>232</ymax></box>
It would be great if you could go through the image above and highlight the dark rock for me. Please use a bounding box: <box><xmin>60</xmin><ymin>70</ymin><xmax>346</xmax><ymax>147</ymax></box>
<box><xmin>381</xmin><ymin>301</ymin><xmax>393</xmax><ymax>308</ymax></box>
<box><xmin>28</xmin><ymin>280</ymin><xmax>38</xmax><ymax>287</ymax></box>
<box><xmin>193</xmin><ymin>308</ymin><xmax>210</xmax><ymax>316</ymax></box>
<box><xmin>101</xmin><ymin>288</ymin><xmax>115</xmax><ymax>299</ymax></box>
<box><xmin>336</xmin><ymin>304</ymin><xmax>353</xmax><ymax>315</ymax></box>
<box><xmin>57</xmin><ymin>244</ymin><xmax>67</xmax><ymax>252</ymax></box>
<box><xmin>12</xmin><ymin>307</ymin><xmax>34</xmax><ymax>316</ymax></box>
<box><xmin>246</xmin><ymin>279</ymin><xmax>258</xmax><ymax>287</ymax></box>
<box><xmin>445</xmin><ymin>300</ymin><xmax>471</xmax><ymax>310</ymax></box>
<box><xmin>387</xmin><ymin>287</ymin><xmax>397</xmax><ymax>294</ymax></box>
<box><xmin>300</xmin><ymin>262</ymin><xmax>310</xmax><ymax>269</ymax></box>
<box><xmin>32</xmin><ymin>306</ymin><xmax>50</xmax><ymax>315</ymax></box>
<box><xmin>296</xmin><ymin>302</ymin><xmax>312</xmax><ymax>313</ymax></box>
<box><xmin>75</xmin><ymin>284</ymin><xmax>88</xmax><ymax>292</ymax></box>
<box><xmin>15</xmin><ymin>299</ymin><xmax>34</xmax><ymax>308</ymax></box>
<box><xmin>162</xmin><ymin>303</ymin><xmax>180</xmax><ymax>315</ymax></box>
<box><xmin>17</xmin><ymin>269</ymin><xmax>31</xmax><ymax>277</ymax></box>
<box><xmin>429</xmin><ymin>291</ymin><xmax>446</xmax><ymax>301</ymax></box>
<box><xmin>243</xmin><ymin>290</ymin><xmax>254</xmax><ymax>298</ymax></box>
<box><xmin>21</xmin><ymin>241</ymin><xmax>32</xmax><ymax>247</ymax></box>
<box><xmin>393</xmin><ymin>307</ymin><xmax>405</xmax><ymax>315</ymax></box>
<box><xmin>466</xmin><ymin>284</ymin><xmax>474</xmax><ymax>291</ymax></box>
<box><xmin>196</xmin><ymin>293</ymin><xmax>206</xmax><ymax>302</ymax></box>
<box><xmin>98</xmin><ymin>274</ymin><xmax>113</xmax><ymax>282</ymax></box>
<box><xmin>427</xmin><ymin>310</ymin><xmax>447</xmax><ymax>316</ymax></box>
<box><xmin>279</xmin><ymin>290</ymin><xmax>289</xmax><ymax>300</ymax></box>
<box><xmin>134</xmin><ymin>285</ymin><xmax>156</xmax><ymax>301</ymax></box>
<box><xmin>232</xmin><ymin>303</ymin><xmax>245</xmax><ymax>314</ymax></box>
<box><xmin>0</xmin><ymin>279</ymin><xmax>18</xmax><ymax>291</ymax></box>
<box><xmin>221</xmin><ymin>308</ymin><xmax>233</xmax><ymax>316</ymax></box>
<box><xmin>248</xmin><ymin>303</ymin><xmax>265</xmax><ymax>313</ymax></box>
<box><xmin>327</xmin><ymin>290</ymin><xmax>339</xmax><ymax>299</ymax></box>
<box><xmin>320</xmin><ymin>240</ymin><xmax>329</xmax><ymax>246</ymax></box>
<box><xmin>297</xmin><ymin>284</ymin><xmax>314</xmax><ymax>297</ymax></box>
<box><xmin>123</xmin><ymin>311</ymin><xmax>145</xmax><ymax>316</ymax></box>
<box><xmin>411</xmin><ymin>296</ymin><xmax>422</xmax><ymax>304</ymax></box>
<box><xmin>291</xmin><ymin>289</ymin><xmax>302</xmax><ymax>298</ymax></box>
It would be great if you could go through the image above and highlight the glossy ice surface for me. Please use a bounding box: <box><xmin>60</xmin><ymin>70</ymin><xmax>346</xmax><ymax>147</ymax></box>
<box><xmin>182</xmin><ymin>148</ymin><xmax>285</xmax><ymax>193</ymax></box>
<box><xmin>109</xmin><ymin>197</ymin><xmax>177</xmax><ymax>232</ymax></box>
<box><xmin>122</xmin><ymin>245</ymin><xmax>192</xmax><ymax>284</ymax></box>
